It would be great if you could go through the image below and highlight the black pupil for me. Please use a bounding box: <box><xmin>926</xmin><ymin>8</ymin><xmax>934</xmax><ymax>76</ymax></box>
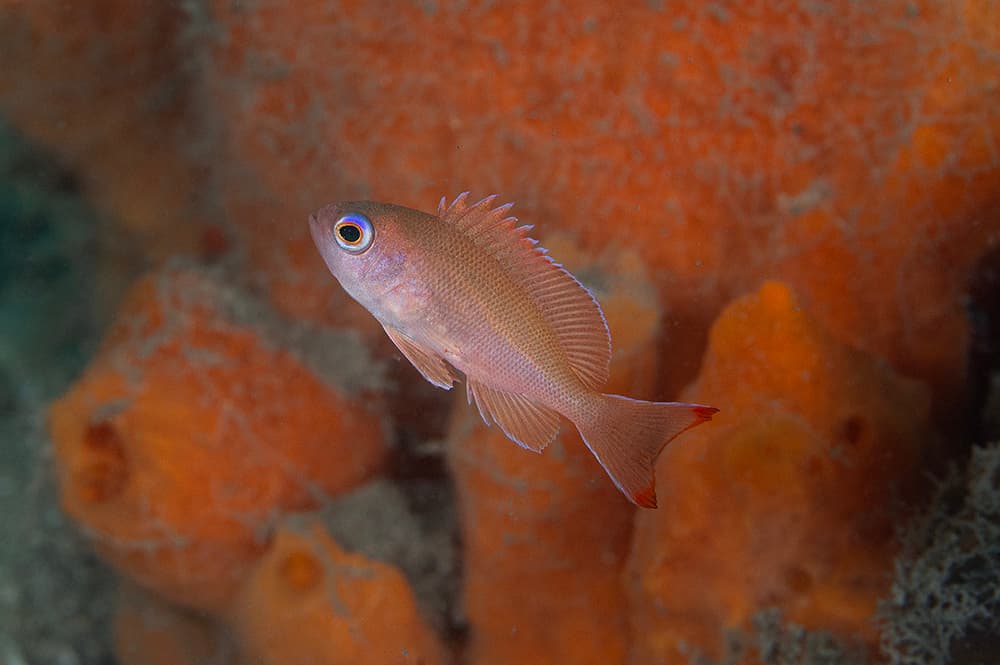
<box><xmin>338</xmin><ymin>224</ymin><xmax>362</xmax><ymax>244</ymax></box>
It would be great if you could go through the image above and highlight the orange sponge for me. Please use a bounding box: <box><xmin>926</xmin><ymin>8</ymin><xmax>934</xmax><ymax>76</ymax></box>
<box><xmin>627</xmin><ymin>282</ymin><xmax>932</xmax><ymax>663</ymax></box>
<box><xmin>228</xmin><ymin>519</ymin><xmax>447</xmax><ymax>665</ymax></box>
<box><xmin>448</xmin><ymin>239</ymin><xmax>661</xmax><ymax>665</ymax></box>
<box><xmin>49</xmin><ymin>266</ymin><xmax>388</xmax><ymax>613</ymax></box>
<box><xmin>204</xmin><ymin>0</ymin><xmax>999</xmax><ymax>415</ymax></box>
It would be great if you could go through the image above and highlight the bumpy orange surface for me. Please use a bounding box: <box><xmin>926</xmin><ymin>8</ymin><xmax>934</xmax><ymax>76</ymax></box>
<box><xmin>627</xmin><ymin>282</ymin><xmax>932</xmax><ymax>663</ymax></box>
<box><xmin>229</xmin><ymin>519</ymin><xmax>447</xmax><ymax>665</ymax></box>
<box><xmin>48</xmin><ymin>266</ymin><xmax>388</xmax><ymax>613</ymax></box>
<box><xmin>447</xmin><ymin>238</ymin><xmax>661</xmax><ymax>665</ymax></box>
<box><xmin>4</xmin><ymin>2</ymin><xmax>997</xmax><ymax>408</ymax></box>
<box><xmin>202</xmin><ymin>0</ymin><xmax>1000</xmax><ymax>417</ymax></box>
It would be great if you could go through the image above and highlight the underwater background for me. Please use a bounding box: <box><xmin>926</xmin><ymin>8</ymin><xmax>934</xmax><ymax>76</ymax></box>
<box><xmin>1</xmin><ymin>1</ymin><xmax>999</xmax><ymax>664</ymax></box>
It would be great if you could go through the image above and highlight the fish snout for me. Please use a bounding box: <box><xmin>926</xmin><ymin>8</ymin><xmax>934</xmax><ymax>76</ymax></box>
<box><xmin>308</xmin><ymin>211</ymin><xmax>330</xmax><ymax>252</ymax></box>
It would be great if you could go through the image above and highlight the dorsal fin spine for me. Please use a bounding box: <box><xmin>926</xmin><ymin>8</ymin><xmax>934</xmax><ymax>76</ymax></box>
<box><xmin>437</xmin><ymin>193</ymin><xmax>612</xmax><ymax>390</ymax></box>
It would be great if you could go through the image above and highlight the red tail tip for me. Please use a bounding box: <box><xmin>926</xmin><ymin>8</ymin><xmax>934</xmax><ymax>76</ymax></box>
<box><xmin>632</xmin><ymin>484</ymin><xmax>658</xmax><ymax>509</ymax></box>
<box><xmin>628</xmin><ymin>405</ymin><xmax>716</xmax><ymax>509</ymax></box>
<box><xmin>692</xmin><ymin>405</ymin><xmax>719</xmax><ymax>421</ymax></box>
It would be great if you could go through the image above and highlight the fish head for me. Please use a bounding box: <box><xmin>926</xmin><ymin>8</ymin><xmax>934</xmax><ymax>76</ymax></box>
<box><xmin>309</xmin><ymin>200</ymin><xmax>423</xmax><ymax>320</ymax></box>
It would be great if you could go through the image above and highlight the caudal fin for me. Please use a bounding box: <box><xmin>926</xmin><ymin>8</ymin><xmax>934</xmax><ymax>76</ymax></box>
<box><xmin>574</xmin><ymin>394</ymin><xmax>717</xmax><ymax>508</ymax></box>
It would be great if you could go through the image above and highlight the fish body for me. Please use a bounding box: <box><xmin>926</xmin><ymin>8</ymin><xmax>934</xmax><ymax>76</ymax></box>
<box><xmin>309</xmin><ymin>193</ymin><xmax>717</xmax><ymax>507</ymax></box>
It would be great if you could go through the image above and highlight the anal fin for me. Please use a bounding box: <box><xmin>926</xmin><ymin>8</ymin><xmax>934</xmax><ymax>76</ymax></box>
<box><xmin>382</xmin><ymin>325</ymin><xmax>456</xmax><ymax>389</ymax></box>
<box><xmin>466</xmin><ymin>379</ymin><xmax>561</xmax><ymax>452</ymax></box>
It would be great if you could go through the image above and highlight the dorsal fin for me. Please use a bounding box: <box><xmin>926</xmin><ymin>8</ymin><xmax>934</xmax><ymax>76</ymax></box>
<box><xmin>438</xmin><ymin>193</ymin><xmax>611</xmax><ymax>390</ymax></box>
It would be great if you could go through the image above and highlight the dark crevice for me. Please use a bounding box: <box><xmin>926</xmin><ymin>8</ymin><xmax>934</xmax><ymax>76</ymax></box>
<box><xmin>966</xmin><ymin>241</ymin><xmax>1000</xmax><ymax>444</ymax></box>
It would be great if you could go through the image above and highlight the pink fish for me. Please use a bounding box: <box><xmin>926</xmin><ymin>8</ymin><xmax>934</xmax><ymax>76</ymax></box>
<box><xmin>309</xmin><ymin>193</ymin><xmax>717</xmax><ymax>507</ymax></box>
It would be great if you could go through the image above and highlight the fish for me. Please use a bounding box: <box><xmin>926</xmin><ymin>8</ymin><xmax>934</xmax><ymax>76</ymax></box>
<box><xmin>309</xmin><ymin>192</ymin><xmax>717</xmax><ymax>507</ymax></box>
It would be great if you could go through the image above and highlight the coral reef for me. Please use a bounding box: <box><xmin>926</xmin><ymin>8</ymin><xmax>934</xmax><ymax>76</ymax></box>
<box><xmin>879</xmin><ymin>442</ymin><xmax>1000</xmax><ymax>665</ymax></box>
<box><xmin>694</xmin><ymin>608</ymin><xmax>869</xmax><ymax>665</ymax></box>
<box><xmin>447</xmin><ymin>238</ymin><xmax>660</xmax><ymax>665</ymax></box>
<box><xmin>229</xmin><ymin>518</ymin><xmax>447</xmax><ymax>665</ymax></box>
<box><xmin>48</xmin><ymin>265</ymin><xmax>389</xmax><ymax>612</ymax></box>
<box><xmin>320</xmin><ymin>478</ymin><xmax>460</xmax><ymax>633</ymax></box>
<box><xmin>628</xmin><ymin>282</ymin><xmax>932</xmax><ymax>663</ymax></box>
<box><xmin>1</xmin><ymin>1</ymin><xmax>998</xmax><ymax>663</ymax></box>
<box><xmin>201</xmin><ymin>0</ymin><xmax>1000</xmax><ymax>416</ymax></box>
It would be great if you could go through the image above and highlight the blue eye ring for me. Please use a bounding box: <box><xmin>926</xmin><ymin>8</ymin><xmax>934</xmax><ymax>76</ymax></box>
<box><xmin>333</xmin><ymin>213</ymin><xmax>374</xmax><ymax>254</ymax></box>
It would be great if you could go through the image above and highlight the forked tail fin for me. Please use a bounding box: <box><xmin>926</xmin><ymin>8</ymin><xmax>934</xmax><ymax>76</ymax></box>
<box><xmin>574</xmin><ymin>394</ymin><xmax>717</xmax><ymax>508</ymax></box>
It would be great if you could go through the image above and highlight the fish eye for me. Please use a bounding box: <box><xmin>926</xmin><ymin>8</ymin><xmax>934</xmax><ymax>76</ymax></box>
<box><xmin>333</xmin><ymin>213</ymin><xmax>374</xmax><ymax>254</ymax></box>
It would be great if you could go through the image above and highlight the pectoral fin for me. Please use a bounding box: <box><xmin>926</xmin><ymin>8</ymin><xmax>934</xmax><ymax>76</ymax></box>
<box><xmin>382</xmin><ymin>325</ymin><xmax>456</xmax><ymax>389</ymax></box>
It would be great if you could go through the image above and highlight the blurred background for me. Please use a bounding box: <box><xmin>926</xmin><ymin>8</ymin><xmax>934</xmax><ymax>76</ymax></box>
<box><xmin>1</xmin><ymin>1</ymin><xmax>999</xmax><ymax>664</ymax></box>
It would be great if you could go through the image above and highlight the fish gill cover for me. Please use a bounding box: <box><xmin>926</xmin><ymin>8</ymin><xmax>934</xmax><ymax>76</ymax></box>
<box><xmin>0</xmin><ymin>1</ymin><xmax>998</xmax><ymax>664</ymax></box>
